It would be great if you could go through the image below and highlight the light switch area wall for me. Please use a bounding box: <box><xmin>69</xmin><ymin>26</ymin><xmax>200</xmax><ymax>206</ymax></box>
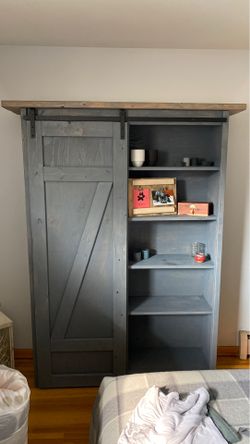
<box><xmin>0</xmin><ymin>46</ymin><xmax>248</xmax><ymax>348</ymax></box>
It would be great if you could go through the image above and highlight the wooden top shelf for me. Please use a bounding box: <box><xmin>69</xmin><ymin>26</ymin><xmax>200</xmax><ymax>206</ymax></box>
<box><xmin>1</xmin><ymin>100</ymin><xmax>247</xmax><ymax>115</ymax></box>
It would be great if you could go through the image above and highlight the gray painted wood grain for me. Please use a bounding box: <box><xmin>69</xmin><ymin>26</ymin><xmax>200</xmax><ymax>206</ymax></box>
<box><xmin>66</xmin><ymin>191</ymin><xmax>113</xmax><ymax>339</ymax></box>
<box><xmin>130</xmin><ymin>254</ymin><xmax>214</xmax><ymax>269</ymax></box>
<box><xmin>129</xmin><ymin>269</ymin><xmax>208</xmax><ymax>298</ymax></box>
<box><xmin>209</xmin><ymin>114</ymin><xmax>229</xmax><ymax>368</ymax></box>
<box><xmin>45</xmin><ymin>181</ymin><xmax>96</xmax><ymax>326</ymax></box>
<box><xmin>129</xmin><ymin>315</ymin><xmax>209</xmax><ymax>349</ymax></box>
<box><xmin>20</xmin><ymin>107</ymin><xmax>232</xmax><ymax>384</ymax></box>
<box><xmin>21</xmin><ymin>111</ymin><xmax>40</xmax><ymax>382</ymax></box>
<box><xmin>127</xmin><ymin>113</ymin><xmax>230</xmax><ymax>372</ymax></box>
<box><xmin>129</xmin><ymin>347</ymin><xmax>208</xmax><ymax>373</ymax></box>
<box><xmin>41</xmin><ymin>121</ymin><xmax>113</xmax><ymax>137</ymax></box>
<box><xmin>112</xmin><ymin>123</ymin><xmax>128</xmax><ymax>375</ymax></box>
<box><xmin>51</xmin><ymin>338</ymin><xmax>113</xmax><ymax>352</ymax></box>
<box><xmin>51</xmin><ymin>350</ymin><xmax>113</xmax><ymax>374</ymax></box>
<box><xmin>127</xmin><ymin>109</ymin><xmax>225</xmax><ymax>119</ymax></box>
<box><xmin>51</xmin><ymin>181</ymin><xmax>112</xmax><ymax>340</ymax></box>
<box><xmin>22</xmin><ymin>115</ymin><xmax>120</xmax><ymax>386</ymax></box>
<box><xmin>43</xmin><ymin>136</ymin><xmax>112</xmax><ymax>167</ymax></box>
<box><xmin>23</xmin><ymin>121</ymin><xmax>52</xmax><ymax>387</ymax></box>
<box><xmin>129</xmin><ymin>295</ymin><xmax>212</xmax><ymax>315</ymax></box>
<box><xmin>44</xmin><ymin>166</ymin><xmax>112</xmax><ymax>181</ymax></box>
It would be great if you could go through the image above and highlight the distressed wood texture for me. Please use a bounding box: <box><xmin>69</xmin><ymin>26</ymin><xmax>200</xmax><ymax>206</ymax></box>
<box><xmin>1</xmin><ymin>100</ymin><xmax>247</xmax><ymax>115</ymax></box>
<box><xmin>51</xmin><ymin>181</ymin><xmax>112</xmax><ymax>340</ymax></box>
<box><xmin>112</xmin><ymin>123</ymin><xmax>128</xmax><ymax>374</ymax></box>
<box><xmin>129</xmin><ymin>295</ymin><xmax>212</xmax><ymax>316</ymax></box>
<box><xmin>19</xmin><ymin>106</ymin><xmax>239</xmax><ymax>384</ymax></box>
<box><xmin>43</xmin><ymin>167</ymin><xmax>112</xmax><ymax>182</ymax></box>
<box><xmin>22</xmin><ymin>121</ymin><xmax>52</xmax><ymax>387</ymax></box>
<box><xmin>21</xmin><ymin>118</ymin><xmax>124</xmax><ymax>387</ymax></box>
<box><xmin>208</xmin><ymin>116</ymin><xmax>229</xmax><ymax>368</ymax></box>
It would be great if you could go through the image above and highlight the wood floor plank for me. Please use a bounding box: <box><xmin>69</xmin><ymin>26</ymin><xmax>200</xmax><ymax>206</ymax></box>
<box><xmin>14</xmin><ymin>352</ymin><xmax>249</xmax><ymax>443</ymax></box>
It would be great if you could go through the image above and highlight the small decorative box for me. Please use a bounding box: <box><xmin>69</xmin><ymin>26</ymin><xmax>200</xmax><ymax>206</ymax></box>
<box><xmin>178</xmin><ymin>202</ymin><xmax>213</xmax><ymax>217</ymax></box>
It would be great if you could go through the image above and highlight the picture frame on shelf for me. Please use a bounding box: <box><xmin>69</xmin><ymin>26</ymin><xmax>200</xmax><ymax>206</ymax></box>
<box><xmin>128</xmin><ymin>178</ymin><xmax>177</xmax><ymax>217</ymax></box>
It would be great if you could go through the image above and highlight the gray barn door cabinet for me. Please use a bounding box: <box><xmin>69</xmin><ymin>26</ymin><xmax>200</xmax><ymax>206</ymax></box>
<box><xmin>2</xmin><ymin>101</ymin><xmax>246</xmax><ymax>388</ymax></box>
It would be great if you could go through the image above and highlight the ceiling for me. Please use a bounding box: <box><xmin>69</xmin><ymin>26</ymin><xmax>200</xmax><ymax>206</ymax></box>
<box><xmin>0</xmin><ymin>0</ymin><xmax>248</xmax><ymax>49</ymax></box>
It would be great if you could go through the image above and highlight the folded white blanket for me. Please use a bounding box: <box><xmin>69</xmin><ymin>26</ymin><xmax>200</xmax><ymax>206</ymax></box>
<box><xmin>118</xmin><ymin>386</ymin><xmax>227</xmax><ymax>444</ymax></box>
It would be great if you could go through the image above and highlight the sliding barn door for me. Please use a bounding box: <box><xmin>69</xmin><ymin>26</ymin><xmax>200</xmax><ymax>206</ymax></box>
<box><xmin>22</xmin><ymin>116</ymin><xmax>127</xmax><ymax>387</ymax></box>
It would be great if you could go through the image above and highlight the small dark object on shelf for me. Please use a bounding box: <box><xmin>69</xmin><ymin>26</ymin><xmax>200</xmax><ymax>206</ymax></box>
<box><xmin>133</xmin><ymin>251</ymin><xmax>142</xmax><ymax>262</ymax></box>
<box><xmin>190</xmin><ymin>157</ymin><xmax>214</xmax><ymax>167</ymax></box>
<box><xmin>145</xmin><ymin>149</ymin><xmax>158</xmax><ymax>166</ymax></box>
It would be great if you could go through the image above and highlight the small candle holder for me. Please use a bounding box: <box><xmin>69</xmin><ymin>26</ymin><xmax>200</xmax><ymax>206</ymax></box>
<box><xmin>194</xmin><ymin>253</ymin><xmax>206</xmax><ymax>263</ymax></box>
<box><xmin>191</xmin><ymin>242</ymin><xmax>206</xmax><ymax>257</ymax></box>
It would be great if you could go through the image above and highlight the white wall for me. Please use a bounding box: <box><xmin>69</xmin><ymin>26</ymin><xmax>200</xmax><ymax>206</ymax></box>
<box><xmin>0</xmin><ymin>46</ymin><xmax>249</xmax><ymax>347</ymax></box>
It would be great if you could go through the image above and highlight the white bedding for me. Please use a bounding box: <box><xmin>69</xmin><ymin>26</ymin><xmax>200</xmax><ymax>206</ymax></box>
<box><xmin>118</xmin><ymin>386</ymin><xmax>227</xmax><ymax>443</ymax></box>
<box><xmin>89</xmin><ymin>369</ymin><xmax>250</xmax><ymax>444</ymax></box>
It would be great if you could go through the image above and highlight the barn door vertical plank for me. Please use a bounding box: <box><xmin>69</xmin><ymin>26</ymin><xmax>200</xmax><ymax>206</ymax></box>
<box><xmin>112</xmin><ymin>122</ymin><xmax>128</xmax><ymax>375</ymax></box>
<box><xmin>22</xmin><ymin>119</ymin><xmax>51</xmax><ymax>387</ymax></box>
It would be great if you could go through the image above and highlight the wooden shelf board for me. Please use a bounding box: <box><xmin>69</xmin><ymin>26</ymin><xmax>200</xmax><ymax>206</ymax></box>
<box><xmin>129</xmin><ymin>166</ymin><xmax>220</xmax><ymax>171</ymax></box>
<box><xmin>129</xmin><ymin>295</ymin><xmax>212</xmax><ymax>316</ymax></box>
<box><xmin>130</xmin><ymin>254</ymin><xmax>214</xmax><ymax>269</ymax></box>
<box><xmin>129</xmin><ymin>215</ymin><xmax>217</xmax><ymax>222</ymax></box>
<box><xmin>129</xmin><ymin>347</ymin><xmax>208</xmax><ymax>373</ymax></box>
<box><xmin>1</xmin><ymin>100</ymin><xmax>246</xmax><ymax>115</ymax></box>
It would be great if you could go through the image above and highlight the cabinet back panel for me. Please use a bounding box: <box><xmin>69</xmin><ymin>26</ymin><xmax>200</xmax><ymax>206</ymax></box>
<box><xmin>129</xmin><ymin>315</ymin><xmax>210</xmax><ymax>348</ymax></box>
<box><xmin>129</xmin><ymin>172</ymin><xmax>220</xmax><ymax>211</ymax></box>
<box><xmin>129</xmin><ymin>269</ymin><xmax>212</xmax><ymax>297</ymax></box>
<box><xmin>129</xmin><ymin>221</ymin><xmax>214</xmax><ymax>255</ymax></box>
<box><xmin>130</xmin><ymin>125</ymin><xmax>222</xmax><ymax>166</ymax></box>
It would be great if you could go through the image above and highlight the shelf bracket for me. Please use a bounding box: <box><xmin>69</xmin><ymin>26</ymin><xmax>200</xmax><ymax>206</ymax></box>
<box><xmin>27</xmin><ymin>108</ymin><xmax>37</xmax><ymax>138</ymax></box>
<box><xmin>120</xmin><ymin>110</ymin><xmax>126</xmax><ymax>139</ymax></box>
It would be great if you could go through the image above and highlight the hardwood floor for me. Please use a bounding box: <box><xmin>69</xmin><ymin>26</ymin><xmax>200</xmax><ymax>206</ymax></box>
<box><xmin>14</xmin><ymin>351</ymin><xmax>249</xmax><ymax>444</ymax></box>
<box><xmin>15</xmin><ymin>357</ymin><xmax>98</xmax><ymax>444</ymax></box>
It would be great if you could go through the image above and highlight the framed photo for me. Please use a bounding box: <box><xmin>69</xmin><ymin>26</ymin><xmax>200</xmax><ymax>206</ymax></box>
<box><xmin>128</xmin><ymin>178</ymin><xmax>177</xmax><ymax>216</ymax></box>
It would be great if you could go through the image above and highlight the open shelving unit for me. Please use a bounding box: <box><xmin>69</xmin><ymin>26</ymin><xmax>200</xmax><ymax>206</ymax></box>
<box><xmin>4</xmin><ymin>100</ymin><xmax>245</xmax><ymax>387</ymax></box>
<box><xmin>127</xmin><ymin>112</ymin><xmax>228</xmax><ymax>373</ymax></box>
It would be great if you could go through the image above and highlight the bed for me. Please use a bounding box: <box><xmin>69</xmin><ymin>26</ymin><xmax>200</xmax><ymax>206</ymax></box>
<box><xmin>89</xmin><ymin>369</ymin><xmax>250</xmax><ymax>444</ymax></box>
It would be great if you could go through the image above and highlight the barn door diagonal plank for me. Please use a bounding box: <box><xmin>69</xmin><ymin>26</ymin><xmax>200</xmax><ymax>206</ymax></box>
<box><xmin>51</xmin><ymin>181</ymin><xmax>112</xmax><ymax>341</ymax></box>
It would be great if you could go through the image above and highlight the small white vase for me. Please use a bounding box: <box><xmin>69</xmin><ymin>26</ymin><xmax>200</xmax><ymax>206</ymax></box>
<box><xmin>131</xmin><ymin>149</ymin><xmax>145</xmax><ymax>167</ymax></box>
